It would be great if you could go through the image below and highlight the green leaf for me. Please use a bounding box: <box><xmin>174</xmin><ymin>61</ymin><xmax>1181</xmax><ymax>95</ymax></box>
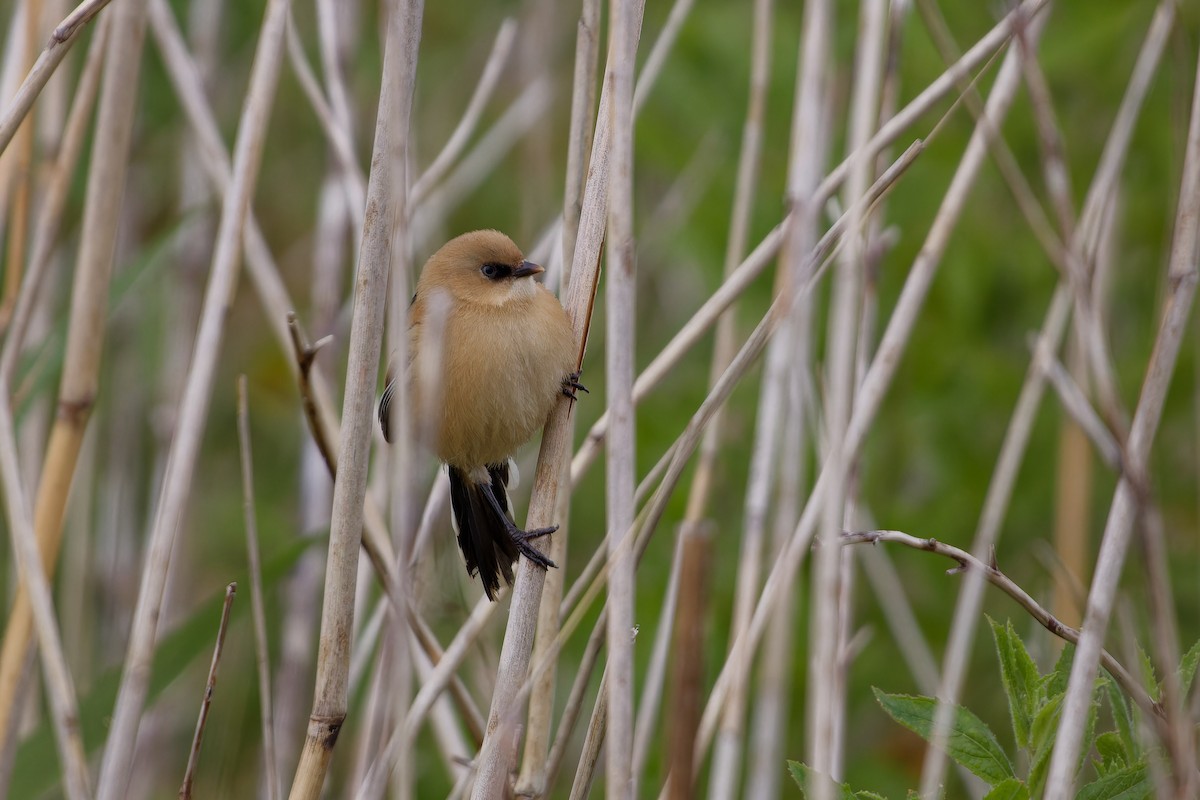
<box><xmin>1076</xmin><ymin>764</ymin><xmax>1152</xmax><ymax>800</ymax></box>
<box><xmin>1135</xmin><ymin>644</ymin><xmax>1159</xmax><ymax>702</ymax></box>
<box><xmin>854</xmin><ymin>793</ymin><xmax>888</xmax><ymax>800</ymax></box>
<box><xmin>983</xmin><ymin>778</ymin><xmax>1029</xmax><ymax>800</ymax></box>
<box><xmin>1028</xmin><ymin>692</ymin><xmax>1064</xmax><ymax>794</ymax></box>
<box><xmin>1045</xmin><ymin>644</ymin><xmax>1074</xmax><ymax>698</ymax></box>
<box><xmin>1178</xmin><ymin>639</ymin><xmax>1200</xmax><ymax>696</ymax></box>
<box><xmin>1104</xmin><ymin>678</ymin><xmax>1139</xmax><ymax>762</ymax></box>
<box><xmin>1093</xmin><ymin>732</ymin><xmax>1127</xmax><ymax>775</ymax></box>
<box><xmin>989</xmin><ymin>616</ymin><xmax>1041</xmax><ymax>750</ymax></box>
<box><xmin>11</xmin><ymin>537</ymin><xmax>316</xmax><ymax>798</ymax></box>
<box><xmin>873</xmin><ymin>688</ymin><xmax>1015</xmax><ymax>786</ymax></box>
<box><xmin>788</xmin><ymin>762</ymin><xmax>856</xmax><ymax>800</ymax></box>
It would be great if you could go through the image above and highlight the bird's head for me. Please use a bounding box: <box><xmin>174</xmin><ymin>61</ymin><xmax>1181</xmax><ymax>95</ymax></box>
<box><xmin>418</xmin><ymin>229</ymin><xmax>544</xmax><ymax>307</ymax></box>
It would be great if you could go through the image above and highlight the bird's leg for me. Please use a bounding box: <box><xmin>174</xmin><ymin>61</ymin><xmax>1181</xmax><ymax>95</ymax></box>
<box><xmin>561</xmin><ymin>370</ymin><xmax>589</xmax><ymax>401</ymax></box>
<box><xmin>478</xmin><ymin>482</ymin><xmax>558</xmax><ymax>569</ymax></box>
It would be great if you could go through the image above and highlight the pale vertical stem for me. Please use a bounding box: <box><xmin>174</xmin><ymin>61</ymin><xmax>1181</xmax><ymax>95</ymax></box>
<box><xmin>1045</xmin><ymin>40</ymin><xmax>1200</xmax><ymax>798</ymax></box>
<box><xmin>698</xmin><ymin>2</ymin><xmax>1048</xmax><ymax>764</ymax></box>
<box><xmin>94</xmin><ymin>1</ymin><xmax>290</xmax><ymax>796</ymax></box>
<box><xmin>811</xmin><ymin>0</ymin><xmax>885</xmax><ymax>788</ymax></box>
<box><xmin>314</xmin><ymin>0</ymin><xmax>357</xmax><ymax>219</ymax></box>
<box><xmin>516</xmin><ymin>1</ymin><xmax>597</xmax><ymax>779</ymax></box>
<box><xmin>631</xmin><ymin>532</ymin><xmax>686</xmax><ymax>781</ymax></box>
<box><xmin>0</xmin><ymin>0</ymin><xmax>143</xmax><ymax>763</ymax></box>
<box><xmin>920</xmin><ymin>6</ymin><xmax>1172</xmax><ymax>792</ymax></box>
<box><xmin>569</xmin><ymin>670</ymin><xmax>609</xmax><ymax>800</ymax></box>
<box><xmin>286</xmin><ymin>0</ymin><xmax>422</xmax><ymax>795</ymax></box>
<box><xmin>605</xmin><ymin>0</ymin><xmax>638</xmax><ymax>796</ymax></box>
<box><xmin>683</xmin><ymin>0</ymin><xmax>772</xmax><ymax>525</ymax></box>
<box><xmin>178</xmin><ymin>583</ymin><xmax>236</xmax><ymax>800</ymax></box>
<box><xmin>560</xmin><ymin>0</ymin><xmax>601</xmax><ymax>296</ymax></box>
<box><xmin>744</xmin><ymin>359</ymin><xmax>804</xmax><ymax>800</ymax></box>
<box><xmin>0</xmin><ymin>15</ymin><xmax>108</xmax><ymax>771</ymax></box>
<box><xmin>0</xmin><ymin>0</ymin><xmax>41</xmax><ymax>327</ymax></box>
<box><xmin>470</xmin><ymin>5</ymin><xmax>642</xmax><ymax>795</ymax></box>
<box><xmin>236</xmin><ymin>378</ymin><xmax>280</xmax><ymax>800</ymax></box>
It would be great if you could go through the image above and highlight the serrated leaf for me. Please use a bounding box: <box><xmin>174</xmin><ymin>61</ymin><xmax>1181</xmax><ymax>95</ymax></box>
<box><xmin>788</xmin><ymin>762</ymin><xmax>856</xmax><ymax>800</ymax></box>
<box><xmin>1178</xmin><ymin>639</ymin><xmax>1200</xmax><ymax>696</ymax></box>
<box><xmin>873</xmin><ymin>688</ymin><xmax>1015</xmax><ymax>786</ymax></box>
<box><xmin>983</xmin><ymin>778</ymin><xmax>1029</xmax><ymax>800</ymax></box>
<box><xmin>1104</xmin><ymin>678</ymin><xmax>1140</xmax><ymax>762</ymax></box>
<box><xmin>1028</xmin><ymin>692</ymin><xmax>1064</xmax><ymax>794</ymax></box>
<box><xmin>1136</xmin><ymin>644</ymin><xmax>1159</xmax><ymax>702</ymax></box>
<box><xmin>1077</xmin><ymin>764</ymin><xmax>1151</xmax><ymax>800</ymax></box>
<box><xmin>1045</xmin><ymin>644</ymin><xmax>1074</xmax><ymax>698</ymax></box>
<box><xmin>1093</xmin><ymin>732</ymin><xmax>1127</xmax><ymax>775</ymax></box>
<box><xmin>989</xmin><ymin>616</ymin><xmax>1041</xmax><ymax>750</ymax></box>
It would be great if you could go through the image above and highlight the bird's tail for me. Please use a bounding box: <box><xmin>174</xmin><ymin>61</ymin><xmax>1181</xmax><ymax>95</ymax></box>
<box><xmin>447</xmin><ymin>465</ymin><xmax>520</xmax><ymax>600</ymax></box>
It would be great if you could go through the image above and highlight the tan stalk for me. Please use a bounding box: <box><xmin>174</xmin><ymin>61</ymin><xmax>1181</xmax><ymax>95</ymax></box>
<box><xmin>286</xmin><ymin>0</ymin><xmax>423</xmax><ymax>795</ymax></box>
<box><xmin>94</xmin><ymin>0</ymin><xmax>290</xmax><ymax>795</ymax></box>
<box><xmin>1044</xmin><ymin>35</ymin><xmax>1200</xmax><ymax>797</ymax></box>
<box><xmin>178</xmin><ymin>583</ymin><xmax>237</xmax><ymax>800</ymax></box>
<box><xmin>0</xmin><ymin>0</ymin><xmax>145</xmax><ymax>760</ymax></box>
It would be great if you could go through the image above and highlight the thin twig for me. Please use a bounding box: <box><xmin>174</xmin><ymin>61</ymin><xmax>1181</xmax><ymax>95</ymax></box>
<box><xmin>235</xmin><ymin>378</ymin><xmax>280</xmax><ymax>800</ymax></box>
<box><xmin>839</xmin><ymin>530</ymin><xmax>1163</xmax><ymax>725</ymax></box>
<box><xmin>178</xmin><ymin>583</ymin><xmax>237</xmax><ymax>800</ymax></box>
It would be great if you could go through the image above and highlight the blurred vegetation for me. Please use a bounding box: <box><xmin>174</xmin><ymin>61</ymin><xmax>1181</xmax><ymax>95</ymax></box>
<box><xmin>4</xmin><ymin>0</ymin><xmax>1200</xmax><ymax>797</ymax></box>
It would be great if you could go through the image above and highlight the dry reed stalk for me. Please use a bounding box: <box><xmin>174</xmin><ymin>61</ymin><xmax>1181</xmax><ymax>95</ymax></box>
<box><xmin>1044</xmin><ymin>36</ymin><xmax>1200</xmax><ymax>798</ymax></box>
<box><xmin>178</xmin><ymin>583</ymin><xmax>236</xmax><ymax>800</ymax></box>
<box><xmin>544</xmin><ymin>609</ymin><xmax>607</xmax><ymax>792</ymax></box>
<box><xmin>235</xmin><ymin>378</ymin><xmax>280</xmax><ymax>800</ymax></box>
<box><xmin>0</xmin><ymin>0</ymin><xmax>138</xmax><ymax>774</ymax></box>
<box><xmin>94</xmin><ymin>1</ymin><xmax>290</xmax><ymax>795</ymax></box>
<box><xmin>810</xmin><ymin>0</ymin><xmax>886</xmax><ymax>789</ymax></box>
<box><xmin>917</xmin><ymin>6</ymin><xmax>1173</xmax><ymax>791</ymax></box>
<box><xmin>468</xmin><ymin>3</ymin><xmax>643</xmax><ymax>793</ymax></box>
<box><xmin>516</xmin><ymin>4</ymin><xmax>601</xmax><ymax>781</ymax></box>
<box><xmin>0</xmin><ymin>0</ymin><xmax>41</xmax><ymax>327</ymax></box>
<box><xmin>150</xmin><ymin>6</ymin><xmax>483</xmax><ymax>751</ymax></box>
<box><xmin>569</xmin><ymin>0</ymin><xmax>1047</xmax><ymax>487</ymax></box>
<box><xmin>696</xmin><ymin>1</ymin><xmax>1049</xmax><ymax>767</ymax></box>
<box><xmin>604</xmin><ymin>0</ymin><xmax>640</xmax><ymax>796</ymax></box>
<box><xmin>287</xmin><ymin>0</ymin><xmax>422</xmax><ymax>794</ymax></box>
<box><xmin>569</xmin><ymin>668</ymin><xmax>609</xmax><ymax>800</ymax></box>
<box><xmin>0</xmin><ymin>0</ymin><xmax>113</xmax><ymax>155</ymax></box>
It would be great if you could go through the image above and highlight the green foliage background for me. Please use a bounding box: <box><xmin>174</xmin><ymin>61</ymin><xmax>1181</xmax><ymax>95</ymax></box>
<box><xmin>7</xmin><ymin>0</ymin><xmax>1200</xmax><ymax>796</ymax></box>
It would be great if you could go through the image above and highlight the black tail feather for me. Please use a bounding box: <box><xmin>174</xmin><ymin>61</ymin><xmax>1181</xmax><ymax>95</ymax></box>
<box><xmin>448</xmin><ymin>465</ymin><xmax>520</xmax><ymax>600</ymax></box>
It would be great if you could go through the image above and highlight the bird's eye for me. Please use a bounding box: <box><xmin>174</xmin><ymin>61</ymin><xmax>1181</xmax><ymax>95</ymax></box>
<box><xmin>480</xmin><ymin>263</ymin><xmax>506</xmax><ymax>280</ymax></box>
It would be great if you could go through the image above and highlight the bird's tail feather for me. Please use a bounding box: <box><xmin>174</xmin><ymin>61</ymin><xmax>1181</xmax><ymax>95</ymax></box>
<box><xmin>448</xmin><ymin>465</ymin><xmax>519</xmax><ymax>600</ymax></box>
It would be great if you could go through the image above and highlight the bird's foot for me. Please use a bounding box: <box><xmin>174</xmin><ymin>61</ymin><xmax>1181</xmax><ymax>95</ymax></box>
<box><xmin>505</xmin><ymin>520</ymin><xmax>558</xmax><ymax>569</ymax></box>
<box><xmin>562</xmin><ymin>370</ymin><xmax>589</xmax><ymax>401</ymax></box>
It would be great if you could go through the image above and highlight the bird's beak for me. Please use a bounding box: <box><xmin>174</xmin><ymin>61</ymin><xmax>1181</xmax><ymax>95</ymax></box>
<box><xmin>512</xmin><ymin>260</ymin><xmax>544</xmax><ymax>278</ymax></box>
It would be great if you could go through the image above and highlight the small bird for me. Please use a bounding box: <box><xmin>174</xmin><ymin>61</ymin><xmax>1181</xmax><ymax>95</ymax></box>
<box><xmin>379</xmin><ymin>230</ymin><xmax>584</xmax><ymax>600</ymax></box>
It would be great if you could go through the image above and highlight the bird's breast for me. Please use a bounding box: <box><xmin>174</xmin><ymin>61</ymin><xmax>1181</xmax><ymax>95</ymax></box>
<box><xmin>411</xmin><ymin>290</ymin><xmax>574</xmax><ymax>469</ymax></box>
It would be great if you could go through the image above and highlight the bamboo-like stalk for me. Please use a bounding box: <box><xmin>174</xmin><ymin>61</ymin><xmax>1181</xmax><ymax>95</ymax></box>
<box><xmin>287</xmin><ymin>0</ymin><xmax>422</xmax><ymax>795</ymax></box>
<box><xmin>514</xmin><ymin>4</ymin><xmax>601</xmax><ymax>787</ymax></box>
<box><xmin>665</xmin><ymin>522</ymin><xmax>711</xmax><ymax>800</ymax></box>
<box><xmin>178</xmin><ymin>583</ymin><xmax>236</xmax><ymax>800</ymax></box>
<box><xmin>94</xmin><ymin>1</ymin><xmax>291</xmax><ymax>795</ymax></box>
<box><xmin>569</xmin><ymin>669</ymin><xmax>609</xmax><ymax>800</ymax></box>
<box><xmin>0</xmin><ymin>0</ymin><xmax>114</xmax><ymax>155</ymax></box>
<box><xmin>236</xmin><ymin>378</ymin><xmax>280</xmax><ymax>800</ymax></box>
<box><xmin>0</xmin><ymin>0</ymin><xmax>143</xmax><ymax>762</ymax></box>
<box><xmin>1044</xmin><ymin>36</ymin><xmax>1200</xmax><ymax>798</ymax></box>
<box><xmin>695</xmin><ymin>1</ymin><xmax>1050</xmax><ymax>766</ymax></box>
<box><xmin>604</xmin><ymin>0</ymin><xmax>639</xmax><ymax>797</ymax></box>
<box><xmin>468</xmin><ymin>3</ymin><xmax>642</xmax><ymax>793</ymax></box>
<box><xmin>917</xmin><ymin>5</ymin><xmax>1173</xmax><ymax>792</ymax></box>
<box><xmin>0</xmin><ymin>0</ymin><xmax>41</xmax><ymax>327</ymax></box>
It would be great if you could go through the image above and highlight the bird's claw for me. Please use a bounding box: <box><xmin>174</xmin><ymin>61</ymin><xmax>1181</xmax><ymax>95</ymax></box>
<box><xmin>509</xmin><ymin>523</ymin><xmax>558</xmax><ymax>569</ymax></box>
<box><xmin>561</xmin><ymin>370</ymin><xmax>589</xmax><ymax>401</ymax></box>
